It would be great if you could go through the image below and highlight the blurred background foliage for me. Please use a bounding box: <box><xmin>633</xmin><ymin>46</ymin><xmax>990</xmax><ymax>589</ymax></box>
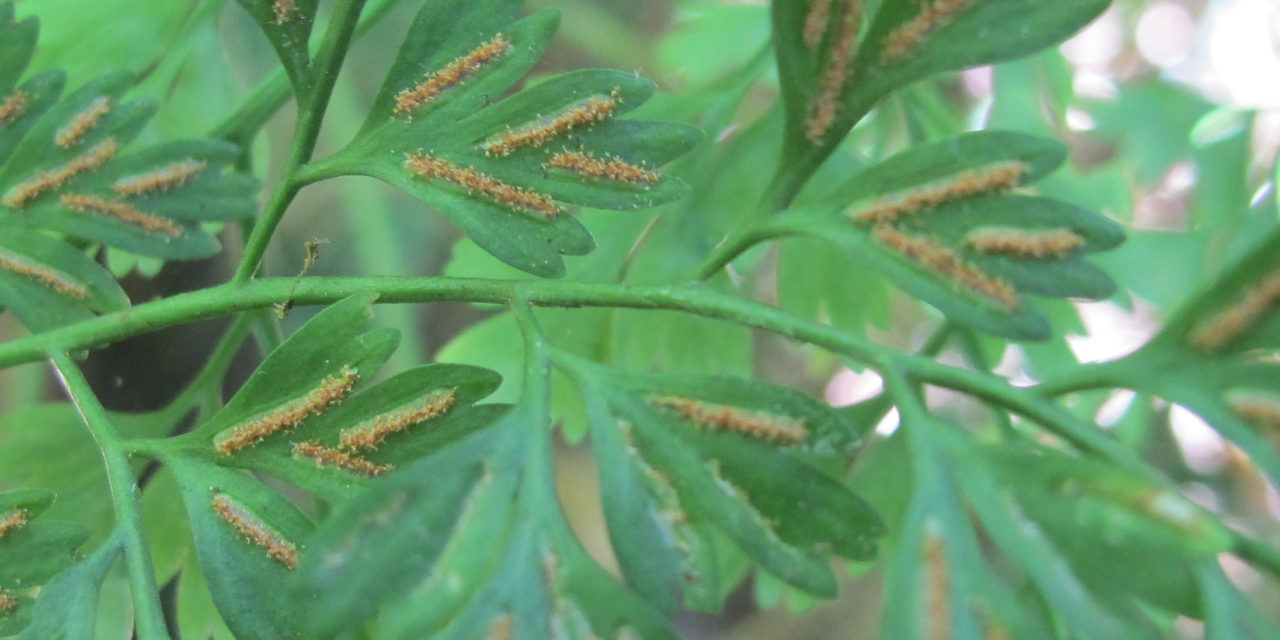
<box><xmin>0</xmin><ymin>0</ymin><xmax>1278</xmax><ymax>638</ymax></box>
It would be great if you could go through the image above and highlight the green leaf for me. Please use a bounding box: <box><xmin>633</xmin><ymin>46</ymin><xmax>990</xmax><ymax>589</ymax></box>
<box><xmin>946</xmin><ymin>435</ymin><xmax>1158</xmax><ymax>640</ymax></box>
<box><xmin>0</xmin><ymin>2</ymin><xmax>259</xmax><ymax>330</ymax></box>
<box><xmin>219</xmin><ymin>365</ymin><xmax>505</xmax><ymax>498</ymax></box>
<box><xmin>0</xmin><ymin>495</ymin><xmax>88</xmax><ymax>587</ymax></box>
<box><xmin>830</xmin><ymin>130</ymin><xmax>1068</xmax><ymax>203</ymax></box>
<box><xmin>562</xmin><ymin>358</ymin><xmax>885</xmax><ymax>603</ymax></box>
<box><xmin>293</xmin><ymin>419</ymin><xmax>513</xmax><ymax>637</ymax></box>
<box><xmin>988</xmin><ymin>443</ymin><xmax>1230</xmax><ymax>616</ymax></box>
<box><xmin>170</xmin><ymin>293</ymin><xmax>398</xmax><ymax>458</ymax></box>
<box><xmin>0</xmin><ymin>226</ymin><xmax>127</xmax><ymax>331</ymax></box>
<box><xmin>0</xmin><ymin>488</ymin><xmax>93</xmax><ymax>638</ymax></box>
<box><xmin>232</xmin><ymin>0</ymin><xmax>319</xmax><ymax>94</ymax></box>
<box><xmin>773</xmin><ymin>0</ymin><xmax>1109</xmax><ymax>163</ymax></box>
<box><xmin>293</xmin><ymin>400</ymin><xmax>678</xmax><ymax>640</ymax></box>
<box><xmin>14</xmin><ymin>540</ymin><xmax>118</xmax><ymax>640</ymax></box>
<box><xmin>773</xmin><ymin>131</ymin><xmax>1124</xmax><ymax>340</ymax></box>
<box><xmin>175</xmin><ymin>556</ymin><xmax>236</xmax><ymax>640</ymax></box>
<box><xmin>310</xmin><ymin>0</ymin><xmax>700</xmax><ymax>277</ymax></box>
<box><xmin>1157</xmin><ymin>228</ymin><xmax>1280</xmax><ymax>356</ymax></box>
<box><xmin>169</xmin><ymin>458</ymin><xmax>314</xmax><ymax>640</ymax></box>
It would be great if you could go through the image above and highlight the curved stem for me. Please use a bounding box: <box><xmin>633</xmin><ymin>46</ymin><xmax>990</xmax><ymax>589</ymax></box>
<box><xmin>0</xmin><ymin>277</ymin><xmax>892</xmax><ymax>370</ymax></box>
<box><xmin>1033</xmin><ymin>357</ymin><xmax>1141</xmax><ymax>397</ymax></box>
<box><xmin>49</xmin><ymin>352</ymin><xmax>171</xmax><ymax>640</ymax></box>
<box><xmin>694</xmin><ymin>227</ymin><xmax>776</xmax><ymax>281</ymax></box>
<box><xmin>232</xmin><ymin>0</ymin><xmax>370</xmax><ymax>282</ymax></box>
<box><xmin>4</xmin><ymin>276</ymin><xmax>1135</xmax><ymax>468</ymax></box>
<box><xmin>901</xmin><ymin>354</ymin><xmax>1148</xmax><ymax>473</ymax></box>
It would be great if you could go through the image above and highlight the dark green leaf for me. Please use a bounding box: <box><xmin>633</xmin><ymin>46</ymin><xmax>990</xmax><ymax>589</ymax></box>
<box><xmin>169</xmin><ymin>458</ymin><xmax>313</xmax><ymax>640</ymax></box>
<box><xmin>172</xmin><ymin>293</ymin><xmax>398</xmax><ymax>457</ymax></box>
<box><xmin>562</xmin><ymin>359</ymin><xmax>885</xmax><ymax>602</ymax></box>
<box><xmin>773</xmin><ymin>0</ymin><xmax>1109</xmax><ymax>163</ymax></box>
<box><xmin>222</xmin><ymin>364</ymin><xmax>504</xmax><ymax>498</ymax></box>
<box><xmin>769</xmin><ymin>132</ymin><xmax>1125</xmax><ymax>340</ymax></box>
<box><xmin>294</xmin><ymin>399</ymin><xmax>678</xmax><ymax>639</ymax></box>
<box><xmin>310</xmin><ymin>0</ymin><xmax>700</xmax><ymax>277</ymax></box>
<box><xmin>0</xmin><ymin>2</ymin><xmax>259</xmax><ymax>331</ymax></box>
<box><xmin>0</xmin><ymin>226</ymin><xmax>127</xmax><ymax>331</ymax></box>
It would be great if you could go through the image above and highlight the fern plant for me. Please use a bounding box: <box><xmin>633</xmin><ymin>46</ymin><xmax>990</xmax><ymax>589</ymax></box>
<box><xmin>0</xmin><ymin>0</ymin><xmax>1278</xmax><ymax>638</ymax></box>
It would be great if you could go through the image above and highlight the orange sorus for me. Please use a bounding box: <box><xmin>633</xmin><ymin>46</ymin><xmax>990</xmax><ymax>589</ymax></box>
<box><xmin>214</xmin><ymin>366</ymin><xmax>359</xmax><ymax>455</ymax></box>
<box><xmin>394</xmin><ymin>34</ymin><xmax>512</xmax><ymax>116</ymax></box>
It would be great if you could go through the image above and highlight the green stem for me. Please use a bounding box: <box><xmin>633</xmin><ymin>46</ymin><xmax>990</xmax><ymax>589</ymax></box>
<box><xmin>953</xmin><ymin>328</ymin><xmax>1016</xmax><ymax>439</ymax></box>
<box><xmin>232</xmin><ymin>0</ymin><xmax>370</xmax><ymax>282</ymax></box>
<box><xmin>49</xmin><ymin>352</ymin><xmax>171</xmax><ymax>640</ymax></box>
<box><xmin>3</xmin><ymin>276</ymin><xmax>1132</xmax><ymax>467</ymax></box>
<box><xmin>694</xmin><ymin>228</ymin><xmax>776</xmax><ymax>281</ymax></box>
<box><xmin>1034</xmin><ymin>358</ymin><xmax>1140</xmax><ymax>397</ymax></box>
<box><xmin>902</xmin><ymin>353</ymin><xmax>1147</xmax><ymax>472</ymax></box>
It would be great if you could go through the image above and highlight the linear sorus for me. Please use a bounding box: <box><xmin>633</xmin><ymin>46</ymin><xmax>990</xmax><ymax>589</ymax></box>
<box><xmin>0</xmin><ymin>247</ymin><xmax>90</xmax><ymax>300</ymax></box>
<box><xmin>803</xmin><ymin>0</ymin><xmax>833</xmax><ymax>48</ymax></box>
<box><xmin>1229</xmin><ymin>394</ymin><xmax>1280</xmax><ymax>432</ymax></box>
<box><xmin>544</xmin><ymin>149</ymin><xmax>659</xmax><ymax>185</ymax></box>
<box><xmin>965</xmin><ymin>227</ymin><xmax>1086</xmax><ymax>259</ymax></box>
<box><xmin>806</xmin><ymin>0</ymin><xmax>860</xmax><ymax>143</ymax></box>
<box><xmin>1187</xmin><ymin>268</ymin><xmax>1280</xmax><ymax>352</ymax></box>
<box><xmin>214</xmin><ymin>365</ymin><xmax>359</xmax><ymax>455</ymax></box>
<box><xmin>0</xmin><ymin>508</ymin><xmax>28</xmax><ymax>539</ymax></box>
<box><xmin>292</xmin><ymin>441</ymin><xmax>393</xmax><ymax>477</ymax></box>
<box><xmin>881</xmin><ymin>0</ymin><xmax>971</xmax><ymax>63</ymax></box>
<box><xmin>54</xmin><ymin>96</ymin><xmax>111</xmax><ymax>148</ymax></box>
<box><xmin>211</xmin><ymin>493</ymin><xmax>299</xmax><ymax>568</ymax></box>
<box><xmin>113</xmin><ymin>159</ymin><xmax>207</xmax><ymax>196</ymax></box>
<box><xmin>482</xmin><ymin>89</ymin><xmax>621</xmax><ymax>157</ymax></box>
<box><xmin>404</xmin><ymin>152</ymin><xmax>562</xmax><ymax>217</ymax></box>
<box><xmin>60</xmin><ymin>194</ymin><xmax>183</xmax><ymax>237</ymax></box>
<box><xmin>338</xmin><ymin>388</ymin><xmax>457</xmax><ymax>450</ymax></box>
<box><xmin>650</xmin><ymin>396</ymin><xmax>808</xmax><ymax>445</ymax></box>
<box><xmin>849</xmin><ymin>160</ymin><xmax>1027</xmax><ymax>224</ymax></box>
<box><xmin>924</xmin><ymin>535</ymin><xmax>950</xmax><ymax>640</ymax></box>
<box><xmin>393</xmin><ymin>33</ymin><xmax>511</xmax><ymax>116</ymax></box>
<box><xmin>273</xmin><ymin>0</ymin><xmax>297</xmax><ymax>24</ymax></box>
<box><xmin>1</xmin><ymin>137</ymin><xmax>118</xmax><ymax>209</ymax></box>
<box><xmin>0</xmin><ymin>91</ymin><xmax>29</xmax><ymax>127</ymax></box>
<box><xmin>873</xmin><ymin>225</ymin><xmax>1020</xmax><ymax>309</ymax></box>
